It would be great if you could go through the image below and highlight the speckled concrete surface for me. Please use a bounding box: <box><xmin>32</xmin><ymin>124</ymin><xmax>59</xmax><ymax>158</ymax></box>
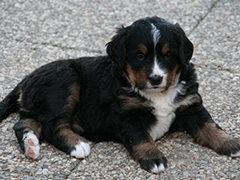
<box><xmin>0</xmin><ymin>0</ymin><xmax>239</xmax><ymax>179</ymax></box>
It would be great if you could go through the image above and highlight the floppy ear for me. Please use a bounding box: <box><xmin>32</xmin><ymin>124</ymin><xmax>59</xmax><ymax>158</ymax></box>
<box><xmin>106</xmin><ymin>26</ymin><xmax>130</xmax><ymax>68</ymax></box>
<box><xmin>174</xmin><ymin>24</ymin><xmax>194</xmax><ymax>65</ymax></box>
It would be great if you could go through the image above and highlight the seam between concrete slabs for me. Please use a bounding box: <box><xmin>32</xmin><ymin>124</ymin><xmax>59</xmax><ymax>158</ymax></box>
<box><xmin>64</xmin><ymin>143</ymin><xmax>97</xmax><ymax>179</ymax></box>
<box><xmin>187</xmin><ymin>0</ymin><xmax>221</xmax><ymax>36</ymax></box>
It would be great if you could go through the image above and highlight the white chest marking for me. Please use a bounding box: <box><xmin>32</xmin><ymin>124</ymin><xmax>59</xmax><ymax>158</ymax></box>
<box><xmin>142</xmin><ymin>88</ymin><xmax>178</xmax><ymax>140</ymax></box>
<box><xmin>140</xmin><ymin>79</ymin><xmax>194</xmax><ymax>141</ymax></box>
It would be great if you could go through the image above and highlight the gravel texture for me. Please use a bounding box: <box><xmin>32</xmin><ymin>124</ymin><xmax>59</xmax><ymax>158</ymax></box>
<box><xmin>0</xmin><ymin>0</ymin><xmax>239</xmax><ymax>179</ymax></box>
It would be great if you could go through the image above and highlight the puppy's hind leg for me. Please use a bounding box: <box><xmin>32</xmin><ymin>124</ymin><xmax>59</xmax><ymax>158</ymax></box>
<box><xmin>13</xmin><ymin>118</ymin><xmax>42</xmax><ymax>159</ymax></box>
<box><xmin>42</xmin><ymin>121</ymin><xmax>90</xmax><ymax>159</ymax></box>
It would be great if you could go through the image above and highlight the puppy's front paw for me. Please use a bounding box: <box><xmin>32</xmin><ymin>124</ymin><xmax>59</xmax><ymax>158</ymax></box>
<box><xmin>139</xmin><ymin>156</ymin><xmax>167</xmax><ymax>173</ymax></box>
<box><xmin>229</xmin><ymin>138</ymin><xmax>240</xmax><ymax>157</ymax></box>
<box><xmin>70</xmin><ymin>142</ymin><xmax>90</xmax><ymax>159</ymax></box>
<box><xmin>132</xmin><ymin>142</ymin><xmax>167</xmax><ymax>173</ymax></box>
<box><xmin>231</xmin><ymin>151</ymin><xmax>240</xmax><ymax>157</ymax></box>
<box><xmin>216</xmin><ymin>138</ymin><xmax>240</xmax><ymax>157</ymax></box>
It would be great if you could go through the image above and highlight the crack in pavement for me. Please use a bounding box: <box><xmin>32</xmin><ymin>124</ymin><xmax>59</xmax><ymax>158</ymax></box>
<box><xmin>64</xmin><ymin>143</ymin><xmax>97</xmax><ymax>179</ymax></box>
<box><xmin>187</xmin><ymin>0</ymin><xmax>221</xmax><ymax>36</ymax></box>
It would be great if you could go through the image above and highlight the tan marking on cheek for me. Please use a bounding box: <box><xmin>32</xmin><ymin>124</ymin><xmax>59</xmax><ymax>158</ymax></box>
<box><xmin>167</xmin><ymin>64</ymin><xmax>180</xmax><ymax>84</ymax></box>
<box><xmin>139</xmin><ymin>44</ymin><xmax>148</xmax><ymax>55</ymax></box>
<box><xmin>126</xmin><ymin>64</ymin><xmax>148</xmax><ymax>87</ymax></box>
<box><xmin>126</xmin><ymin>64</ymin><xmax>136</xmax><ymax>87</ymax></box>
<box><xmin>135</xmin><ymin>68</ymin><xmax>148</xmax><ymax>82</ymax></box>
<box><xmin>162</xmin><ymin>43</ymin><xmax>169</xmax><ymax>55</ymax></box>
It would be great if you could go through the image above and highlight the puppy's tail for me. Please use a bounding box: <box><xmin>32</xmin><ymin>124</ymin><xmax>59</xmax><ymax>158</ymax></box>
<box><xmin>0</xmin><ymin>85</ymin><xmax>20</xmax><ymax>122</ymax></box>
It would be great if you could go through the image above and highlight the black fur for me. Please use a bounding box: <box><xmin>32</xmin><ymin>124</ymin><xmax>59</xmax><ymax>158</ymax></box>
<box><xmin>0</xmin><ymin>85</ymin><xmax>20</xmax><ymax>122</ymax></box>
<box><xmin>0</xmin><ymin>16</ymin><xmax>239</xmax><ymax>173</ymax></box>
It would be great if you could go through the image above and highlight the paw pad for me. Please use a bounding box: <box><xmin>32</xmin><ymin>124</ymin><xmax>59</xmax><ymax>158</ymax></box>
<box><xmin>23</xmin><ymin>131</ymin><xmax>40</xmax><ymax>159</ymax></box>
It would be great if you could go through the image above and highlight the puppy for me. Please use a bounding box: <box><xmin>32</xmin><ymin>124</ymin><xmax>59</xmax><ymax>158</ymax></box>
<box><xmin>0</xmin><ymin>16</ymin><xmax>239</xmax><ymax>173</ymax></box>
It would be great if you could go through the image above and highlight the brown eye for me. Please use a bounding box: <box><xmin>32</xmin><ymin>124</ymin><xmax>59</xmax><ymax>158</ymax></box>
<box><xmin>164</xmin><ymin>52</ymin><xmax>171</xmax><ymax>59</ymax></box>
<box><xmin>137</xmin><ymin>54</ymin><xmax>145</xmax><ymax>61</ymax></box>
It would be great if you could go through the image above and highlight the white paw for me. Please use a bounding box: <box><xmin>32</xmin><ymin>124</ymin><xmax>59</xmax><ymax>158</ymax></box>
<box><xmin>23</xmin><ymin>131</ymin><xmax>40</xmax><ymax>159</ymax></box>
<box><xmin>70</xmin><ymin>142</ymin><xmax>90</xmax><ymax>158</ymax></box>
<box><xmin>231</xmin><ymin>151</ymin><xmax>240</xmax><ymax>157</ymax></box>
<box><xmin>151</xmin><ymin>163</ymin><xmax>165</xmax><ymax>173</ymax></box>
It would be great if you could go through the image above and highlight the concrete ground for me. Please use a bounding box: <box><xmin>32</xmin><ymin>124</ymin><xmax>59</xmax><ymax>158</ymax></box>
<box><xmin>0</xmin><ymin>0</ymin><xmax>239</xmax><ymax>179</ymax></box>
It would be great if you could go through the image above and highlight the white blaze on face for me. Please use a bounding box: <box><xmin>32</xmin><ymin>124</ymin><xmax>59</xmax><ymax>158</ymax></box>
<box><xmin>152</xmin><ymin>57</ymin><xmax>165</xmax><ymax>77</ymax></box>
<box><xmin>149</xmin><ymin>24</ymin><xmax>167</xmax><ymax>88</ymax></box>
<box><xmin>151</xmin><ymin>23</ymin><xmax>160</xmax><ymax>48</ymax></box>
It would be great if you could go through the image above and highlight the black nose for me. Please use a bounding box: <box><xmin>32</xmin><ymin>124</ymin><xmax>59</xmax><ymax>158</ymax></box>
<box><xmin>149</xmin><ymin>75</ymin><xmax>163</xmax><ymax>86</ymax></box>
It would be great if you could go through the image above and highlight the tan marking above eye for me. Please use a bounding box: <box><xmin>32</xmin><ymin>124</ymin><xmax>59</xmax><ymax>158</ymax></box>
<box><xmin>138</xmin><ymin>44</ymin><xmax>148</xmax><ymax>55</ymax></box>
<box><xmin>162</xmin><ymin>43</ymin><xmax>169</xmax><ymax>55</ymax></box>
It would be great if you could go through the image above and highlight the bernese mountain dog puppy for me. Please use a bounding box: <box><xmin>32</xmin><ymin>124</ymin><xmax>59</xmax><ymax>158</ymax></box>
<box><xmin>0</xmin><ymin>16</ymin><xmax>239</xmax><ymax>173</ymax></box>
